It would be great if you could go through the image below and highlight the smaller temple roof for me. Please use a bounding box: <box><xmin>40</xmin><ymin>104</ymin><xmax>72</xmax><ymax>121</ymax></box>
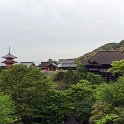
<box><xmin>39</xmin><ymin>61</ymin><xmax>57</xmax><ymax>67</ymax></box>
<box><xmin>20</xmin><ymin>62</ymin><xmax>35</xmax><ymax>67</ymax></box>
<box><xmin>58</xmin><ymin>59</ymin><xmax>76</xmax><ymax>64</ymax></box>
<box><xmin>58</xmin><ymin>59</ymin><xmax>77</xmax><ymax>68</ymax></box>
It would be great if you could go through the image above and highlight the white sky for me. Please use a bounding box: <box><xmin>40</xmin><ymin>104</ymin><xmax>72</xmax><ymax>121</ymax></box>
<box><xmin>0</xmin><ymin>0</ymin><xmax>124</xmax><ymax>65</ymax></box>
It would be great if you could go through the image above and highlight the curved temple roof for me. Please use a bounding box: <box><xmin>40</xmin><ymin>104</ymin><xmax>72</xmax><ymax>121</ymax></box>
<box><xmin>2</xmin><ymin>59</ymin><xmax>17</xmax><ymax>64</ymax></box>
<box><xmin>2</xmin><ymin>52</ymin><xmax>17</xmax><ymax>59</ymax></box>
<box><xmin>86</xmin><ymin>51</ymin><xmax>124</xmax><ymax>65</ymax></box>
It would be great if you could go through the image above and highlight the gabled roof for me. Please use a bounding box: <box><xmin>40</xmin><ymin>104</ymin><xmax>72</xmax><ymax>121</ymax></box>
<box><xmin>2</xmin><ymin>53</ymin><xmax>17</xmax><ymax>59</ymax></box>
<box><xmin>58</xmin><ymin>59</ymin><xmax>76</xmax><ymax>64</ymax></box>
<box><xmin>39</xmin><ymin>61</ymin><xmax>57</xmax><ymax>67</ymax></box>
<box><xmin>87</xmin><ymin>51</ymin><xmax>124</xmax><ymax>65</ymax></box>
<box><xmin>58</xmin><ymin>59</ymin><xmax>77</xmax><ymax>68</ymax></box>
<box><xmin>20</xmin><ymin>62</ymin><xmax>35</xmax><ymax>67</ymax></box>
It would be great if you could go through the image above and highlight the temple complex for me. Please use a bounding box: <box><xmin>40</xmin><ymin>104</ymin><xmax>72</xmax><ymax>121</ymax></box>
<box><xmin>2</xmin><ymin>47</ymin><xmax>17</xmax><ymax>67</ymax></box>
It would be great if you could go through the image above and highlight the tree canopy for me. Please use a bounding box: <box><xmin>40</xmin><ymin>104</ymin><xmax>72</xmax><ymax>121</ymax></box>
<box><xmin>0</xmin><ymin>63</ymin><xmax>123</xmax><ymax>124</ymax></box>
<box><xmin>109</xmin><ymin>59</ymin><xmax>124</xmax><ymax>74</ymax></box>
<box><xmin>0</xmin><ymin>65</ymin><xmax>50</xmax><ymax>123</ymax></box>
<box><xmin>0</xmin><ymin>92</ymin><xmax>18</xmax><ymax>124</ymax></box>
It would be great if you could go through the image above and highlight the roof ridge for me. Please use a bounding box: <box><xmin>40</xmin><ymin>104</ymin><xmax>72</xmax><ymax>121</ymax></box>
<box><xmin>98</xmin><ymin>50</ymin><xmax>119</xmax><ymax>52</ymax></box>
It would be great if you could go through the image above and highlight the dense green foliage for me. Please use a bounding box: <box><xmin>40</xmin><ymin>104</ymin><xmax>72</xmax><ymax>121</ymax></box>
<box><xmin>0</xmin><ymin>65</ymin><xmax>49</xmax><ymax>124</ymax></box>
<box><xmin>89</xmin><ymin>77</ymin><xmax>124</xmax><ymax>124</ymax></box>
<box><xmin>66</xmin><ymin>80</ymin><xmax>95</xmax><ymax>123</ymax></box>
<box><xmin>51</xmin><ymin>65</ymin><xmax>104</xmax><ymax>88</ymax></box>
<box><xmin>0</xmin><ymin>63</ymin><xmax>123</xmax><ymax>124</ymax></box>
<box><xmin>109</xmin><ymin>59</ymin><xmax>124</xmax><ymax>74</ymax></box>
<box><xmin>0</xmin><ymin>92</ymin><xmax>18</xmax><ymax>124</ymax></box>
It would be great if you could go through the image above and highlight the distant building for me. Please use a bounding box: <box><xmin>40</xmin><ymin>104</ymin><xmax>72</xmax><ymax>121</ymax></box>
<box><xmin>38</xmin><ymin>59</ymin><xmax>57</xmax><ymax>71</ymax></box>
<box><xmin>84</xmin><ymin>51</ymin><xmax>124</xmax><ymax>81</ymax></box>
<box><xmin>20</xmin><ymin>62</ymin><xmax>35</xmax><ymax>67</ymax></box>
<box><xmin>2</xmin><ymin>47</ymin><xmax>17</xmax><ymax>67</ymax></box>
<box><xmin>58</xmin><ymin>59</ymin><xmax>77</xmax><ymax>70</ymax></box>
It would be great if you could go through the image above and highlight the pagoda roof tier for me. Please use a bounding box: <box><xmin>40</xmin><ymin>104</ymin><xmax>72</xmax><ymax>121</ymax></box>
<box><xmin>2</xmin><ymin>53</ymin><xmax>17</xmax><ymax>59</ymax></box>
<box><xmin>2</xmin><ymin>59</ymin><xmax>18</xmax><ymax>64</ymax></box>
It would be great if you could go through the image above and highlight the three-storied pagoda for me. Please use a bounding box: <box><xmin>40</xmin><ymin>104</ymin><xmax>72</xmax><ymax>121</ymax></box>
<box><xmin>2</xmin><ymin>47</ymin><xmax>17</xmax><ymax>67</ymax></box>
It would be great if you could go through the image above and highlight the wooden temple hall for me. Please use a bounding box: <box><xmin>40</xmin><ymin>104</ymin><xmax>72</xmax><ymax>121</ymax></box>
<box><xmin>84</xmin><ymin>51</ymin><xmax>124</xmax><ymax>82</ymax></box>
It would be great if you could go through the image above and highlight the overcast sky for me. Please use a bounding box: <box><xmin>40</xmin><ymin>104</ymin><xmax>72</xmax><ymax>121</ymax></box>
<box><xmin>0</xmin><ymin>0</ymin><xmax>124</xmax><ymax>65</ymax></box>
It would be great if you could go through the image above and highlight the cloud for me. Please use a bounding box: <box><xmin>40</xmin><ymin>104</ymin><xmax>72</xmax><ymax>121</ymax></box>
<box><xmin>0</xmin><ymin>0</ymin><xmax>124</xmax><ymax>63</ymax></box>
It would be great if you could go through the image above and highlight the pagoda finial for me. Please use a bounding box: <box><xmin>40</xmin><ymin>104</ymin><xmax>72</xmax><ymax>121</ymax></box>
<box><xmin>9</xmin><ymin>46</ymin><xmax>10</xmax><ymax>54</ymax></box>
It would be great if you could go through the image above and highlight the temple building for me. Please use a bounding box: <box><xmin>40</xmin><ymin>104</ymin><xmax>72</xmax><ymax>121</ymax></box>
<box><xmin>84</xmin><ymin>51</ymin><xmax>124</xmax><ymax>81</ymax></box>
<box><xmin>38</xmin><ymin>59</ymin><xmax>57</xmax><ymax>71</ymax></box>
<box><xmin>2</xmin><ymin>47</ymin><xmax>17</xmax><ymax>67</ymax></box>
<box><xmin>58</xmin><ymin>59</ymin><xmax>77</xmax><ymax>70</ymax></box>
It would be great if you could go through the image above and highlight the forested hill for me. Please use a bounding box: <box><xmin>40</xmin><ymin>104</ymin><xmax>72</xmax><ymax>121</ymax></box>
<box><xmin>77</xmin><ymin>40</ymin><xmax>124</xmax><ymax>64</ymax></box>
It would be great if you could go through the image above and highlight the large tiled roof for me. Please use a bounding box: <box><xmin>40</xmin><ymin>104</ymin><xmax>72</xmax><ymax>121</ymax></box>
<box><xmin>87</xmin><ymin>51</ymin><xmax>124</xmax><ymax>65</ymax></box>
<box><xmin>2</xmin><ymin>53</ymin><xmax>17</xmax><ymax>59</ymax></box>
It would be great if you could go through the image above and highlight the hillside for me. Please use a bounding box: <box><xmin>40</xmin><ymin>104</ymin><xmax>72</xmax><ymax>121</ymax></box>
<box><xmin>77</xmin><ymin>40</ymin><xmax>124</xmax><ymax>64</ymax></box>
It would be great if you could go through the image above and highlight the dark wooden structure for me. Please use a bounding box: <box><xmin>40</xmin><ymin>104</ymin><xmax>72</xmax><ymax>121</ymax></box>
<box><xmin>84</xmin><ymin>51</ymin><xmax>124</xmax><ymax>82</ymax></box>
<box><xmin>39</xmin><ymin>60</ymin><xmax>57</xmax><ymax>71</ymax></box>
<box><xmin>2</xmin><ymin>47</ymin><xmax>17</xmax><ymax>67</ymax></box>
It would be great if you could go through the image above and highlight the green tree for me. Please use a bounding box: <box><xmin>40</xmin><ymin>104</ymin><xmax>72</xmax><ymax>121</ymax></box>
<box><xmin>0</xmin><ymin>64</ymin><xmax>74</xmax><ymax>124</ymax></box>
<box><xmin>66</xmin><ymin>80</ymin><xmax>95</xmax><ymax>124</ymax></box>
<box><xmin>0</xmin><ymin>64</ymin><xmax>51</xmax><ymax>124</ymax></box>
<box><xmin>76</xmin><ymin>65</ymin><xmax>88</xmax><ymax>79</ymax></box>
<box><xmin>86</xmin><ymin>72</ymin><xmax>105</xmax><ymax>85</ymax></box>
<box><xmin>64</xmin><ymin>68</ymin><xmax>81</xmax><ymax>86</ymax></box>
<box><xmin>64</xmin><ymin>68</ymin><xmax>74</xmax><ymax>85</ymax></box>
<box><xmin>33</xmin><ymin>89</ymin><xmax>73</xmax><ymax>124</ymax></box>
<box><xmin>109</xmin><ymin>59</ymin><xmax>124</xmax><ymax>74</ymax></box>
<box><xmin>52</xmin><ymin>71</ymin><xmax>65</xmax><ymax>82</ymax></box>
<box><xmin>90</xmin><ymin>77</ymin><xmax>124</xmax><ymax>124</ymax></box>
<box><xmin>0</xmin><ymin>92</ymin><xmax>19</xmax><ymax>124</ymax></box>
<box><xmin>96</xmin><ymin>77</ymin><xmax>124</xmax><ymax>107</ymax></box>
<box><xmin>89</xmin><ymin>101</ymin><xmax>111</xmax><ymax>124</ymax></box>
<box><xmin>96</xmin><ymin>114</ymin><xmax>119</xmax><ymax>124</ymax></box>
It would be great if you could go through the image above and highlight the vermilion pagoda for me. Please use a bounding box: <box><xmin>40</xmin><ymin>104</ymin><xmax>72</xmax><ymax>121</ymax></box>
<box><xmin>2</xmin><ymin>47</ymin><xmax>17</xmax><ymax>67</ymax></box>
